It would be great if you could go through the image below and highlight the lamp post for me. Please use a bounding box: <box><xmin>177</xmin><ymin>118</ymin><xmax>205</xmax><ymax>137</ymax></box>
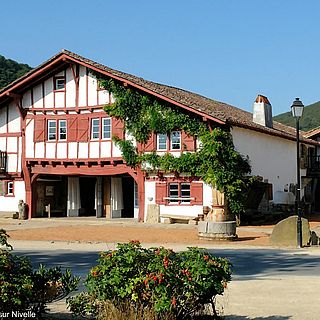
<box><xmin>291</xmin><ymin>97</ymin><xmax>304</xmax><ymax>248</ymax></box>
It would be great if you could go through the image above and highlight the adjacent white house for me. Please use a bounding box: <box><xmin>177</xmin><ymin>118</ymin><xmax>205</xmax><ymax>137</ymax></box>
<box><xmin>0</xmin><ymin>50</ymin><xmax>318</xmax><ymax>220</ymax></box>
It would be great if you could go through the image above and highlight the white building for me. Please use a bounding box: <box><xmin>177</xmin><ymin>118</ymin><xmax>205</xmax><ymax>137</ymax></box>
<box><xmin>0</xmin><ymin>50</ymin><xmax>317</xmax><ymax>220</ymax></box>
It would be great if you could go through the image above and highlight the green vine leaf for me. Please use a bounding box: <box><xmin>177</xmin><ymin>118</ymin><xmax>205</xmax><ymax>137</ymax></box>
<box><xmin>99</xmin><ymin>78</ymin><xmax>252</xmax><ymax>214</ymax></box>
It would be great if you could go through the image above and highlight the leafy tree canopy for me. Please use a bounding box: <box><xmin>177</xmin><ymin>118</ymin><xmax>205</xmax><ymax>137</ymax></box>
<box><xmin>0</xmin><ymin>55</ymin><xmax>32</xmax><ymax>89</ymax></box>
<box><xmin>274</xmin><ymin>101</ymin><xmax>320</xmax><ymax>132</ymax></box>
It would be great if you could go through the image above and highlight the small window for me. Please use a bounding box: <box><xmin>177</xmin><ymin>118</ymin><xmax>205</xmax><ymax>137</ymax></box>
<box><xmin>180</xmin><ymin>183</ymin><xmax>191</xmax><ymax>204</ymax></box>
<box><xmin>59</xmin><ymin>120</ymin><xmax>67</xmax><ymax>140</ymax></box>
<box><xmin>157</xmin><ymin>133</ymin><xmax>167</xmax><ymax>150</ymax></box>
<box><xmin>169</xmin><ymin>183</ymin><xmax>179</xmax><ymax>204</ymax></box>
<box><xmin>170</xmin><ymin>131</ymin><xmax>181</xmax><ymax>150</ymax></box>
<box><xmin>55</xmin><ymin>78</ymin><xmax>65</xmax><ymax>90</ymax></box>
<box><xmin>48</xmin><ymin>120</ymin><xmax>57</xmax><ymax>141</ymax></box>
<box><xmin>168</xmin><ymin>182</ymin><xmax>190</xmax><ymax>204</ymax></box>
<box><xmin>7</xmin><ymin>181</ymin><xmax>14</xmax><ymax>195</ymax></box>
<box><xmin>91</xmin><ymin>118</ymin><xmax>100</xmax><ymax>140</ymax></box>
<box><xmin>102</xmin><ymin>118</ymin><xmax>111</xmax><ymax>139</ymax></box>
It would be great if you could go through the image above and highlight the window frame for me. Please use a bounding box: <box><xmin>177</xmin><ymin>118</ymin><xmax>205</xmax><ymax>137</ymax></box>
<box><xmin>58</xmin><ymin>119</ymin><xmax>67</xmax><ymax>141</ymax></box>
<box><xmin>91</xmin><ymin>118</ymin><xmax>100</xmax><ymax>140</ymax></box>
<box><xmin>5</xmin><ymin>181</ymin><xmax>14</xmax><ymax>197</ymax></box>
<box><xmin>47</xmin><ymin>120</ymin><xmax>57</xmax><ymax>141</ymax></box>
<box><xmin>157</xmin><ymin>133</ymin><xmax>168</xmax><ymax>151</ymax></box>
<box><xmin>170</xmin><ymin>131</ymin><xmax>181</xmax><ymax>150</ymax></box>
<box><xmin>54</xmin><ymin>77</ymin><xmax>66</xmax><ymax>91</ymax></box>
<box><xmin>168</xmin><ymin>182</ymin><xmax>191</xmax><ymax>205</ymax></box>
<box><xmin>102</xmin><ymin>117</ymin><xmax>112</xmax><ymax>140</ymax></box>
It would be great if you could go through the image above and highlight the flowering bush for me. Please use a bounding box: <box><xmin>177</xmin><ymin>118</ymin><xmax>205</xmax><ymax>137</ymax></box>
<box><xmin>68</xmin><ymin>241</ymin><xmax>232</xmax><ymax>319</ymax></box>
<box><xmin>0</xmin><ymin>229</ymin><xmax>79</xmax><ymax>315</ymax></box>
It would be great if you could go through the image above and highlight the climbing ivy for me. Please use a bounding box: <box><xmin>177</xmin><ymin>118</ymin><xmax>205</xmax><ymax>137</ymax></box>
<box><xmin>100</xmin><ymin>78</ymin><xmax>251</xmax><ymax>214</ymax></box>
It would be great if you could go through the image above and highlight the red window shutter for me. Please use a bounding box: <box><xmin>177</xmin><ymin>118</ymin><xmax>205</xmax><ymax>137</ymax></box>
<box><xmin>78</xmin><ymin>116</ymin><xmax>89</xmax><ymax>142</ymax></box>
<box><xmin>112</xmin><ymin>118</ymin><xmax>125</xmax><ymax>139</ymax></box>
<box><xmin>68</xmin><ymin>116</ymin><xmax>78</xmax><ymax>142</ymax></box>
<box><xmin>191</xmin><ymin>182</ymin><xmax>203</xmax><ymax>205</ymax></box>
<box><xmin>34</xmin><ymin>116</ymin><xmax>46</xmax><ymax>142</ymax></box>
<box><xmin>182</xmin><ymin>131</ymin><xmax>195</xmax><ymax>151</ymax></box>
<box><xmin>143</xmin><ymin>133</ymin><xmax>155</xmax><ymax>151</ymax></box>
<box><xmin>155</xmin><ymin>182</ymin><xmax>167</xmax><ymax>205</ymax></box>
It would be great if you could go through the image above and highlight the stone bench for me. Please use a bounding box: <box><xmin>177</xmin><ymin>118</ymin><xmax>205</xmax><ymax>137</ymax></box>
<box><xmin>160</xmin><ymin>214</ymin><xmax>198</xmax><ymax>225</ymax></box>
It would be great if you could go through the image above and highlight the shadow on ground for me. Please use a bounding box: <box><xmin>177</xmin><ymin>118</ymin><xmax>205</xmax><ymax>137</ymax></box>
<box><xmin>14</xmin><ymin>247</ymin><xmax>320</xmax><ymax>279</ymax></box>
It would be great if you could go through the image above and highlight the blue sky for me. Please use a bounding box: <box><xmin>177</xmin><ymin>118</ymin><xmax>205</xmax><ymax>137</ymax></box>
<box><xmin>1</xmin><ymin>0</ymin><xmax>320</xmax><ymax>115</ymax></box>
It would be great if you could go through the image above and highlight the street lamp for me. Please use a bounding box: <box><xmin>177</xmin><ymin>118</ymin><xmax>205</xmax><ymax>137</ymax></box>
<box><xmin>291</xmin><ymin>97</ymin><xmax>304</xmax><ymax>248</ymax></box>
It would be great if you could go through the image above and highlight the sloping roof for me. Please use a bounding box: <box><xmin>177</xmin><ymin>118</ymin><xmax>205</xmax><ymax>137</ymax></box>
<box><xmin>304</xmin><ymin>127</ymin><xmax>320</xmax><ymax>139</ymax></box>
<box><xmin>0</xmin><ymin>49</ymin><xmax>318</xmax><ymax>146</ymax></box>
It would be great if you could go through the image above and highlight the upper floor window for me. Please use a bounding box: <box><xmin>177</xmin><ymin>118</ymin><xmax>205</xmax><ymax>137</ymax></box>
<box><xmin>91</xmin><ymin>117</ymin><xmax>112</xmax><ymax>140</ymax></box>
<box><xmin>48</xmin><ymin>120</ymin><xmax>57</xmax><ymax>141</ymax></box>
<box><xmin>55</xmin><ymin>78</ymin><xmax>65</xmax><ymax>91</ymax></box>
<box><xmin>102</xmin><ymin>118</ymin><xmax>111</xmax><ymax>139</ymax></box>
<box><xmin>157</xmin><ymin>133</ymin><xmax>167</xmax><ymax>150</ymax></box>
<box><xmin>170</xmin><ymin>131</ymin><xmax>181</xmax><ymax>150</ymax></box>
<box><xmin>47</xmin><ymin>119</ymin><xmax>67</xmax><ymax>141</ymax></box>
<box><xmin>91</xmin><ymin>118</ymin><xmax>100</xmax><ymax>140</ymax></box>
<box><xmin>59</xmin><ymin>120</ymin><xmax>67</xmax><ymax>140</ymax></box>
<box><xmin>156</xmin><ymin>131</ymin><xmax>181</xmax><ymax>151</ymax></box>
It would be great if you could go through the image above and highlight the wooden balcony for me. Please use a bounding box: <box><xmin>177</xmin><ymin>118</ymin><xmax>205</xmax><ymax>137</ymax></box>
<box><xmin>0</xmin><ymin>151</ymin><xmax>7</xmax><ymax>172</ymax></box>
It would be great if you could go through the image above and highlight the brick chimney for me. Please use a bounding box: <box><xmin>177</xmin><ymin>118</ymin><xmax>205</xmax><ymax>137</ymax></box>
<box><xmin>253</xmin><ymin>94</ymin><xmax>273</xmax><ymax>128</ymax></box>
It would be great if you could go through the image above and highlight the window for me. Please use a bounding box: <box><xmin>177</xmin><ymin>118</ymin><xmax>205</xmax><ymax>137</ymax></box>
<box><xmin>157</xmin><ymin>133</ymin><xmax>167</xmax><ymax>150</ymax></box>
<box><xmin>47</xmin><ymin>119</ymin><xmax>67</xmax><ymax>141</ymax></box>
<box><xmin>170</xmin><ymin>131</ymin><xmax>181</xmax><ymax>150</ymax></box>
<box><xmin>91</xmin><ymin>118</ymin><xmax>100</xmax><ymax>140</ymax></box>
<box><xmin>59</xmin><ymin>120</ymin><xmax>67</xmax><ymax>140</ymax></box>
<box><xmin>55</xmin><ymin>78</ymin><xmax>65</xmax><ymax>90</ymax></box>
<box><xmin>180</xmin><ymin>183</ymin><xmax>191</xmax><ymax>203</ymax></box>
<box><xmin>102</xmin><ymin>118</ymin><xmax>111</xmax><ymax>139</ymax></box>
<box><xmin>91</xmin><ymin>118</ymin><xmax>112</xmax><ymax>140</ymax></box>
<box><xmin>48</xmin><ymin>120</ymin><xmax>57</xmax><ymax>141</ymax></box>
<box><xmin>7</xmin><ymin>181</ymin><xmax>14</xmax><ymax>196</ymax></box>
<box><xmin>169</xmin><ymin>183</ymin><xmax>179</xmax><ymax>204</ymax></box>
<box><xmin>168</xmin><ymin>182</ymin><xmax>190</xmax><ymax>204</ymax></box>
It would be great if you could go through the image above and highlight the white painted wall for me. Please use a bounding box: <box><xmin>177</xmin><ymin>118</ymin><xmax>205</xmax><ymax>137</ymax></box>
<box><xmin>232</xmin><ymin>126</ymin><xmax>303</xmax><ymax>203</ymax></box>
<box><xmin>0</xmin><ymin>181</ymin><xmax>25</xmax><ymax>212</ymax></box>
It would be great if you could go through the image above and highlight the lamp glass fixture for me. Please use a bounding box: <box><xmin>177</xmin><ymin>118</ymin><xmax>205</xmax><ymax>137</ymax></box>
<box><xmin>291</xmin><ymin>98</ymin><xmax>304</xmax><ymax>118</ymax></box>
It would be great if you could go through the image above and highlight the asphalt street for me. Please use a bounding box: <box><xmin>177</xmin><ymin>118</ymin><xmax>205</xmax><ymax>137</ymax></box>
<box><xmin>11</xmin><ymin>242</ymin><xmax>320</xmax><ymax>319</ymax></box>
<box><xmin>14</xmin><ymin>246</ymin><xmax>320</xmax><ymax>279</ymax></box>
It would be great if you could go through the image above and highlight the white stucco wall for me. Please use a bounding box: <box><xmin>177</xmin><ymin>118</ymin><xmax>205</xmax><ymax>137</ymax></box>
<box><xmin>231</xmin><ymin>126</ymin><xmax>303</xmax><ymax>203</ymax></box>
<box><xmin>0</xmin><ymin>181</ymin><xmax>25</xmax><ymax>212</ymax></box>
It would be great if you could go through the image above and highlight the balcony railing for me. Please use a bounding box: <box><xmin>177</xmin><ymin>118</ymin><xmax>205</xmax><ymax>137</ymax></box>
<box><xmin>0</xmin><ymin>151</ymin><xmax>7</xmax><ymax>172</ymax></box>
<box><xmin>306</xmin><ymin>155</ymin><xmax>320</xmax><ymax>175</ymax></box>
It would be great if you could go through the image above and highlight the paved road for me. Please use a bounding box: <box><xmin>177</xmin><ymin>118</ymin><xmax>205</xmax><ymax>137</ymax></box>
<box><xmin>13</xmin><ymin>244</ymin><xmax>320</xmax><ymax>278</ymax></box>
<box><xmin>11</xmin><ymin>242</ymin><xmax>320</xmax><ymax>319</ymax></box>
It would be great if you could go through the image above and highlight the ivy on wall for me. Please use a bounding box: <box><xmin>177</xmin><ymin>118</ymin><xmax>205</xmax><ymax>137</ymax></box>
<box><xmin>99</xmin><ymin>78</ymin><xmax>251</xmax><ymax>214</ymax></box>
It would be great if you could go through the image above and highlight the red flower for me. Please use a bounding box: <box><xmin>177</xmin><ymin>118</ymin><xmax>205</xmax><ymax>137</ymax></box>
<box><xmin>171</xmin><ymin>297</ymin><xmax>177</xmax><ymax>306</ymax></box>
<box><xmin>203</xmin><ymin>255</ymin><xmax>209</xmax><ymax>261</ymax></box>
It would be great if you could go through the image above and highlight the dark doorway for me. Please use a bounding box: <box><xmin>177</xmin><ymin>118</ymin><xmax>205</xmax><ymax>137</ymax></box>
<box><xmin>122</xmin><ymin>177</ymin><xmax>134</xmax><ymax>218</ymax></box>
<box><xmin>79</xmin><ymin>177</ymin><xmax>96</xmax><ymax>216</ymax></box>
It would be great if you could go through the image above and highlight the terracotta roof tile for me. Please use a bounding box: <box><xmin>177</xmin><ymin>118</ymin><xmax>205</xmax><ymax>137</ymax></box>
<box><xmin>0</xmin><ymin>49</ymin><xmax>318</xmax><ymax>146</ymax></box>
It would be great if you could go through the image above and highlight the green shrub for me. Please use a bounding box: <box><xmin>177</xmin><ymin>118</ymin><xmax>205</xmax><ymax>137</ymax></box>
<box><xmin>68</xmin><ymin>241</ymin><xmax>232</xmax><ymax>319</ymax></box>
<box><xmin>0</xmin><ymin>229</ymin><xmax>79</xmax><ymax>316</ymax></box>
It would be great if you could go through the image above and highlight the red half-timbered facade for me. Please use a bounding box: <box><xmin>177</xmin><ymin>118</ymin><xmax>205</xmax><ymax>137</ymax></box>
<box><xmin>0</xmin><ymin>50</ymin><xmax>215</xmax><ymax>221</ymax></box>
<box><xmin>1</xmin><ymin>50</ymin><xmax>318</xmax><ymax>221</ymax></box>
